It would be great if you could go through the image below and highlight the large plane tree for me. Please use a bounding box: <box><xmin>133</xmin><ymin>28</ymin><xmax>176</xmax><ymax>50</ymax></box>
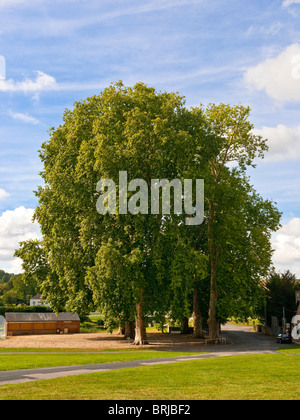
<box><xmin>34</xmin><ymin>82</ymin><xmax>203</xmax><ymax>344</ymax></box>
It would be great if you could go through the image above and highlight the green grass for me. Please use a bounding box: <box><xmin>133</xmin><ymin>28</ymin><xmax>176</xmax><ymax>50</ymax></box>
<box><xmin>79</xmin><ymin>321</ymin><xmax>109</xmax><ymax>333</ymax></box>
<box><xmin>0</xmin><ymin>351</ymin><xmax>202</xmax><ymax>371</ymax></box>
<box><xmin>0</xmin><ymin>352</ymin><xmax>300</xmax><ymax>400</ymax></box>
<box><xmin>277</xmin><ymin>345</ymin><xmax>300</xmax><ymax>354</ymax></box>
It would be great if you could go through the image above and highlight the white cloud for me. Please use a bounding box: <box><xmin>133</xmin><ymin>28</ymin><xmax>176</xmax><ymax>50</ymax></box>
<box><xmin>0</xmin><ymin>188</ymin><xmax>10</xmax><ymax>200</ymax></box>
<box><xmin>253</xmin><ymin>124</ymin><xmax>300</xmax><ymax>162</ymax></box>
<box><xmin>9</xmin><ymin>111</ymin><xmax>39</xmax><ymax>125</ymax></box>
<box><xmin>0</xmin><ymin>0</ymin><xmax>26</xmax><ymax>7</ymax></box>
<box><xmin>121</xmin><ymin>0</ymin><xmax>203</xmax><ymax>15</ymax></box>
<box><xmin>272</xmin><ymin>218</ymin><xmax>300</xmax><ymax>278</ymax></box>
<box><xmin>282</xmin><ymin>0</ymin><xmax>300</xmax><ymax>7</ymax></box>
<box><xmin>0</xmin><ymin>0</ymin><xmax>44</xmax><ymax>8</ymax></box>
<box><xmin>0</xmin><ymin>70</ymin><xmax>108</xmax><ymax>95</ymax></box>
<box><xmin>0</xmin><ymin>207</ymin><xmax>41</xmax><ymax>274</ymax></box>
<box><xmin>0</xmin><ymin>71</ymin><xmax>57</xmax><ymax>94</ymax></box>
<box><xmin>244</xmin><ymin>44</ymin><xmax>300</xmax><ymax>102</ymax></box>
<box><xmin>246</xmin><ymin>23</ymin><xmax>284</xmax><ymax>37</ymax></box>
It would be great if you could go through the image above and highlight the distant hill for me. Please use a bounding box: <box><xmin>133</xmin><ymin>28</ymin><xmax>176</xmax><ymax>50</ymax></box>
<box><xmin>0</xmin><ymin>269</ymin><xmax>38</xmax><ymax>306</ymax></box>
<box><xmin>0</xmin><ymin>269</ymin><xmax>15</xmax><ymax>283</ymax></box>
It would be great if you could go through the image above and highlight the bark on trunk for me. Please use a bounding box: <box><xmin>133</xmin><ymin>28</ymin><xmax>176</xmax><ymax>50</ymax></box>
<box><xmin>124</xmin><ymin>320</ymin><xmax>135</xmax><ymax>340</ymax></box>
<box><xmin>208</xmin><ymin>201</ymin><xmax>219</xmax><ymax>340</ymax></box>
<box><xmin>192</xmin><ymin>280</ymin><xmax>203</xmax><ymax>338</ymax></box>
<box><xmin>133</xmin><ymin>290</ymin><xmax>148</xmax><ymax>345</ymax></box>
<box><xmin>181</xmin><ymin>317</ymin><xmax>189</xmax><ymax>334</ymax></box>
<box><xmin>208</xmin><ymin>284</ymin><xmax>218</xmax><ymax>340</ymax></box>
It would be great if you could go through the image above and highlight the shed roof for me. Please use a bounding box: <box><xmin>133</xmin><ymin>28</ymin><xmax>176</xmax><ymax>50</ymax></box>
<box><xmin>5</xmin><ymin>312</ymin><xmax>80</xmax><ymax>322</ymax></box>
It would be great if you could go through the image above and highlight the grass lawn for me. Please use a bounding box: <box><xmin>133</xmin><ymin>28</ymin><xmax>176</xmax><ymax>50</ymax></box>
<box><xmin>0</xmin><ymin>350</ymin><xmax>201</xmax><ymax>371</ymax></box>
<box><xmin>0</xmin><ymin>352</ymin><xmax>299</xmax><ymax>400</ymax></box>
<box><xmin>277</xmin><ymin>346</ymin><xmax>300</xmax><ymax>354</ymax></box>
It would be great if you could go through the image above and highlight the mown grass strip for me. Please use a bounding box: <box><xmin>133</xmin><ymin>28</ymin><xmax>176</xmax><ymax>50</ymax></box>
<box><xmin>0</xmin><ymin>351</ymin><xmax>204</xmax><ymax>371</ymax></box>
<box><xmin>0</xmin><ymin>353</ymin><xmax>299</xmax><ymax>400</ymax></box>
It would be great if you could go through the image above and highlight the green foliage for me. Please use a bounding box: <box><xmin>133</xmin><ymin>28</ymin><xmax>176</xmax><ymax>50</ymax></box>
<box><xmin>0</xmin><ymin>270</ymin><xmax>14</xmax><ymax>283</ymax></box>
<box><xmin>0</xmin><ymin>269</ymin><xmax>38</xmax><ymax>306</ymax></box>
<box><xmin>262</xmin><ymin>269</ymin><xmax>298</xmax><ymax>324</ymax></box>
<box><xmin>14</xmin><ymin>82</ymin><xmax>282</xmax><ymax>338</ymax></box>
<box><xmin>169</xmin><ymin>234</ymin><xmax>209</xmax><ymax>321</ymax></box>
<box><xmin>0</xmin><ymin>305</ymin><xmax>52</xmax><ymax>317</ymax></box>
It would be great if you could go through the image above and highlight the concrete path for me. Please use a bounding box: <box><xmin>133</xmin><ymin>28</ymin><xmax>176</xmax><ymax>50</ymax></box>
<box><xmin>0</xmin><ymin>324</ymin><xmax>281</xmax><ymax>386</ymax></box>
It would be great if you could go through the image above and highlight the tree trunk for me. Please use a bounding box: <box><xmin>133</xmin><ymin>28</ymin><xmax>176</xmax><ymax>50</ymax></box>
<box><xmin>117</xmin><ymin>325</ymin><xmax>123</xmax><ymax>335</ymax></box>
<box><xmin>192</xmin><ymin>280</ymin><xmax>203</xmax><ymax>338</ymax></box>
<box><xmin>208</xmin><ymin>284</ymin><xmax>218</xmax><ymax>340</ymax></box>
<box><xmin>133</xmin><ymin>290</ymin><xmax>148</xmax><ymax>345</ymax></box>
<box><xmin>124</xmin><ymin>320</ymin><xmax>135</xmax><ymax>340</ymax></box>
<box><xmin>181</xmin><ymin>317</ymin><xmax>189</xmax><ymax>334</ymax></box>
<box><xmin>208</xmin><ymin>201</ymin><xmax>219</xmax><ymax>340</ymax></box>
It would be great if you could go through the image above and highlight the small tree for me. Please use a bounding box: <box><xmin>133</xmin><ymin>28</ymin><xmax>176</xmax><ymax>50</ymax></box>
<box><xmin>195</xmin><ymin>103</ymin><xmax>281</xmax><ymax>339</ymax></box>
<box><xmin>264</xmin><ymin>270</ymin><xmax>298</xmax><ymax>325</ymax></box>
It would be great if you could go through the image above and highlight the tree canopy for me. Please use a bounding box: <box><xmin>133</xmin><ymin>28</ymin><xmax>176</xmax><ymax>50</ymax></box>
<box><xmin>262</xmin><ymin>270</ymin><xmax>298</xmax><ymax>325</ymax></box>
<box><xmin>16</xmin><ymin>82</ymin><xmax>282</xmax><ymax>343</ymax></box>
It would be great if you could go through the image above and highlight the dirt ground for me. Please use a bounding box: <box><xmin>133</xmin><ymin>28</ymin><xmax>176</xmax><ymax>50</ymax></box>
<box><xmin>0</xmin><ymin>332</ymin><xmax>206</xmax><ymax>350</ymax></box>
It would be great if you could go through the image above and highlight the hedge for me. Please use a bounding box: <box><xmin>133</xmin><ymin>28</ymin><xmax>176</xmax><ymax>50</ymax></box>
<box><xmin>0</xmin><ymin>305</ymin><xmax>53</xmax><ymax>317</ymax></box>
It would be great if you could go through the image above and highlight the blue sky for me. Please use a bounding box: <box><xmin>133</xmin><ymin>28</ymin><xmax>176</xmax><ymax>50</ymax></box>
<box><xmin>0</xmin><ymin>0</ymin><xmax>300</xmax><ymax>275</ymax></box>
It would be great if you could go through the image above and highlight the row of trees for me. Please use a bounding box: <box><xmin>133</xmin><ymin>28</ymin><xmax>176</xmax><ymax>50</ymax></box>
<box><xmin>16</xmin><ymin>82</ymin><xmax>282</xmax><ymax>344</ymax></box>
<box><xmin>2</xmin><ymin>265</ymin><xmax>298</xmax><ymax>329</ymax></box>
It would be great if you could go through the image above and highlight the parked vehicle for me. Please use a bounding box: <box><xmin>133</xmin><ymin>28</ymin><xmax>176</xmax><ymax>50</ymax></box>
<box><xmin>276</xmin><ymin>333</ymin><xmax>293</xmax><ymax>344</ymax></box>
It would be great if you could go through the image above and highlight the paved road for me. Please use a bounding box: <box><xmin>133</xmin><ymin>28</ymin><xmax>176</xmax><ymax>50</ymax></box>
<box><xmin>0</xmin><ymin>324</ymin><xmax>280</xmax><ymax>386</ymax></box>
<box><xmin>204</xmin><ymin>323</ymin><xmax>280</xmax><ymax>354</ymax></box>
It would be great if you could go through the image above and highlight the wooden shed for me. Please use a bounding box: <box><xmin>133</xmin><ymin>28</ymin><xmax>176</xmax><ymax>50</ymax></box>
<box><xmin>5</xmin><ymin>312</ymin><xmax>80</xmax><ymax>336</ymax></box>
